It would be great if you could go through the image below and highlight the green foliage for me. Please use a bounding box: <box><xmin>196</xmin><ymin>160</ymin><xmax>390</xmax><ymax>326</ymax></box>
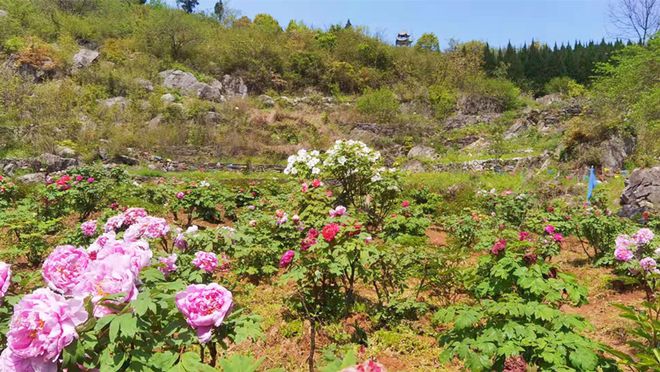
<box><xmin>544</xmin><ymin>76</ymin><xmax>586</xmax><ymax>97</ymax></box>
<box><xmin>415</xmin><ymin>33</ymin><xmax>440</xmax><ymax>52</ymax></box>
<box><xmin>606</xmin><ymin>300</ymin><xmax>660</xmax><ymax>371</ymax></box>
<box><xmin>427</xmin><ymin>83</ymin><xmax>457</xmax><ymax>119</ymax></box>
<box><xmin>355</xmin><ymin>88</ymin><xmax>399</xmax><ymax>122</ymax></box>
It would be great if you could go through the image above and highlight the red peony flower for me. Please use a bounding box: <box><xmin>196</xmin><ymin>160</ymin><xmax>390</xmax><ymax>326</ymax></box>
<box><xmin>321</xmin><ymin>223</ymin><xmax>340</xmax><ymax>242</ymax></box>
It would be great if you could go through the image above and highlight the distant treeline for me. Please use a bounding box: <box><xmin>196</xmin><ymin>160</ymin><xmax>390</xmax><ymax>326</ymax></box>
<box><xmin>482</xmin><ymin>39</ymin><xmax>633</xmax><ymax>94</ymax></box>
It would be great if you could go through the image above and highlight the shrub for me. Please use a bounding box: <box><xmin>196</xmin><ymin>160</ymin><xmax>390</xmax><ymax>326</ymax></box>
<box><xmin>544</xmin><ymin>76</ymin><xmax>586</xmax><ymax>97</ymax></box>
<box><xmin>355</xmin><ymin>88</ymin><xmax>399</xmax><ymax>122</ymax></box>
<box><xmin>427</xmin><ymin>83</ymin><xmax>457</xmax><ymax>119</ymax></box>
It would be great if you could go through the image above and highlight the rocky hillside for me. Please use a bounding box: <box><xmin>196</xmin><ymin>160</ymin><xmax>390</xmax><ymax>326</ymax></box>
<box><xmin>0</xmin><ymin>0</ymin><xmax>657</xmax><ymax>177</ymax></box>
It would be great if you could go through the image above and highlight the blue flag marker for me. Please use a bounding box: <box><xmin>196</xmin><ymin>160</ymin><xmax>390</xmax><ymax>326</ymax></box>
<box><xmin>587</xmin><ymin>166</ymin><xmax>597</xmax><ymax>201</ymax></box>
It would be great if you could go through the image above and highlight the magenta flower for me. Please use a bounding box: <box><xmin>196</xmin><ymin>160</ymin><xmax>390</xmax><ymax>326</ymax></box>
<box><xmin>176</xmin><ymin>191</ymin><xmax>185</xmax><ymax>200</ymax></box>
<box><xmin>192</xmin><ymin>251</ymin><xmax>218</xmax><ymax>272</ymax></box>
<box><xmin>640</xmin><ymin>257</ymin><xmax>658</xmax><ymax>272</ymax></box>
<box><xmin>301</xmin><ymin>183</ymin><xmax>309</xmax><ymax>192</ymax></box>
<box><xmin>72</xmin><ymin>255</ymin><xmax>138</xmax><ymax>317</ymax></box>
<box><xmin>401</xmin><ymin>200</ymin><xmax>410</xmax><ymax>208</ymax></box>
<box><xmin>279</xmin><ymin>250</ymin><xmax>295</xmax><ymax>268</ymax></box>
<box><xmin>75</xmin><ymin>175</ymin><xmax>83</xmax><ymax>182</ymax></box>
<box><xmin>518</xmin><ymin>231</ymin><xmax>530</xmax><ymax>241</ymax></box>
<box><xmin>0</xmin><ymin>262</ymin><xmax>10</xmax><ymax>300</ymax></box>
<box><xmin>633</xmin><ymin>228</ymin><xmax>655</xmax><ymax>245</ymax></box>
<box><xmin>301</xmin><ymin>228</ymin><xmax>319</xmax><ymax>251</ymax></box>
<box><xmin>311</xmin><ymin>179</ymin><xmax>322</xmax><ymax>188</ymax></box>
<box><xmin>614</xmin><ymin>247</ymin><xmax>634</xmax><ymax>262</ymax></box>
<box><xmin>552</xmin><ymin>233</ymin><xmax>564</xmax><ymax>242</ymax></box>
<box><xmin>491</xmin><ymin>239</ymin><xmax>507</xmax><ymax>255</ymax></box>
<box><xmin>42</xmin><ymin>246</ymin><xmax>90</xmax><ymax>295</ymax></box>
<box><xmin>159</xmin><ymin>254</ymin><xmax>178</xmax><ymax>276</ymax></box>
<box><xmin>544</xmin><ymin>225</ymin><xmax>555</xmax><ymax>235</ymax></box>
<box><xmin>81</xmin><ymin>220</ymin><xmax>97</xmax><ymax>237</ymax></box>
<box><xmin>175</xmin><ymin>284</ymin><xmax>233</xmax><ymax>343</ymax></box>
<box><xmin>6</xmin><ymin>288</ymin><xmax>88</xmax><ymax>366</ymax></box>
<box><xmin>87</xmin><ymin>177</ymin><xmax>95</xmax><ymax>183</ymax></box>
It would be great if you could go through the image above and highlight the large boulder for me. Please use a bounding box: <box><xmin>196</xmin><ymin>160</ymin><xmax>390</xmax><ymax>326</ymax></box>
<box><xmin>442</xmin><ymin>113</ymin><xmax>501</xmax><ymax>130</ymax></box>
<box><xmin>407</xmin><ymin>145</ymin><xmax>437</xmax><ymax>160</ymax></box>
<box><xmin>158</xmin><ymin>70</ymin><xmax>248</xmax><ymax>102</ymax></box>
<box><xmin>620</xmin><ymin>167</ymin><xmax>660</xmax><ymax>217</ymax></box>
<box><xmin>18</xmin><ymin>173</ymin><xmax>46</xmax><ymax>184</ymax></box>
<box><xmin>99</xmin><ymin>97</ymin><xmax>129</xmax><ymax>111</ymax></box>
<box><xmin>36</xmin><ymin>153</ymin><xmax>78</xmax><ymax>172</ymax></box>
<box><xmin>71</xmin><ymin>48</ymin><xmax>99</xmax><ymax>71</ymax></box>
<box><xmin>601</xmin><ymin>135</ymin><xmax>635</xmax><ymax>170</ymax></box>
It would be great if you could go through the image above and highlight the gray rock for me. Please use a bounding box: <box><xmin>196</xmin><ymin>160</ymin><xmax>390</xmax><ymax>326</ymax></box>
<box><xmin>601</xmin><ymin>135</ymin><xmax>635</xmax><ymax>170</ymax></box>
<box><xmin>0</xmin><ymin>9</ymin><xmax>7</xmax><ymax>17</ymax></box>
<box><xmin>37</xmin><ymin>154</ymin><xmax>78</xmax><ymax>172</ymax></box>
<box><xmin>620</xmin><ymin>167</ymin><xmax>660</xmax><ymax>217</ymax></box>
<box><xmin>401</xmin><ymin>159</ymin><xmax>426</xmax><ymax>173</ymax></box>
<box><xmin>443</xmin><ymin>113</ymin><xmax>501</xmax><ymax>130</ymax></box>
<box><xmin>159</xmin><ymin>70</ymin><xmax>232</xmax><ymax>103</ymax></box>
<box><xmin>99</xmin><ymin>97</ymin><xmax>129</xmax><ymax>111</ymax></box>
<box><xmin>71</xmin><ymin>48</ymin><xmax>99</xmax><ymax>71</ymax></box>
<box><xmin>147</xmin><ymin>114</ymin><xmax>163</xmax><ymax>127</ymax></box>
<box><xmin>457</xmin><ymin>94</ymin><xmax>503</xmax><ymax>115</ymax></box>
<box><xmin>221</xmin><ymin>74</ymin><xmax>248</xmax><ymax>98</ymax></box>
<box><xmin>55</xmin><ymin>145</ymin><xmax>77</xmax><ymax>159</ymax></box>
<box><xmin>535</xmin><ymin>93</ymin><xmax>563</xmax><ymax>106</ymax></box>
<box><xmin>3</xmin><ymin>163</ymin><xmax>16</xmax><ymax>175</ymax></box>
<box><xmin>18</xmin><ymin>173</ymin><xmax>46</xmax><ymax>184</ymax></box>
<box><xmin>407</xmin><ymin>145</ymin><xmax>437</xmax><ymax>160</ymax></box>
<box><xmin>259</xmin><ymin>94</ymin><xmax>275</xmax><ymax>107</ymax></box>
<box><xmin>134</xmin><ymin>78</ymin><xmax>154</xmax><ymax>92</ymax></box>
<box><xmin>202</xmin><ymin>111</ymin><xmax>222</xmax><ymax>125</ymax></box>
<box><xmin>161</xmin><ymin>93</ymin><xmax>176</xmax><ymax>104</ymax></box>
<box><xmin>113</xmin><ymin>155</ymin><xmax>139</xmax><ymax>166</ymax></box>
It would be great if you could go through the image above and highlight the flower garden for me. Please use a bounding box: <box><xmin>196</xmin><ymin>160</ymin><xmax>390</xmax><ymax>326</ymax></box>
<box><xmin>0</xmin><ymin>141</ymin><xmax>657</xmax><ymax>371</ymax></box>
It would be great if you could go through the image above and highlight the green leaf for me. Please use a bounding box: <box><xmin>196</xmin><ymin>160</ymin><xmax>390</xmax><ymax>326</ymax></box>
<box><xmin>219</xmin><ymin>354</ymin><xmax>264</xmax><ymax>372</ymax></box>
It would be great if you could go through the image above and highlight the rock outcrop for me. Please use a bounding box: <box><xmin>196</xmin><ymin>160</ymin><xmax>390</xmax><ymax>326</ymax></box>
<box><xmin>407</xmin><ymin>145</ymin><xmax>437</xmax><ymax>160</ymax></box>
<box><xmin>158</xmin><ymin>70</ymin><xmax>247</xmax><ymax>102</ymax></box>
<box><xmin>619</xmin><ymin>167</ymin><xmax>660</xmax><ymax>217</ymax></box>
<box><xmin>71</xmin><ymin>48</ymin><xmax>99</xmax><ymax>71</ymax></box>
<box><xmin>601</xmin><ymin>135</ymin><xmax>636</xmax><ymax>170</ymax></box>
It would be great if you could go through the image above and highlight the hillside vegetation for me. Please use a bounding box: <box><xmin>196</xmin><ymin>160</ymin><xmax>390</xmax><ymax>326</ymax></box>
<box><xmin>0</xmin><ymin>0</ymin><xmax>657</xmax><ymax>171</ymax></box>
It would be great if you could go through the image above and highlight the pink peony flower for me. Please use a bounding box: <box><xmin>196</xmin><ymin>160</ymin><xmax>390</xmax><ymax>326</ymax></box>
<box><xmin>124</xmin><ymin>216</ymin><xmax>170</xmax><ymax>241</ymax></box>
<box><xmin>81</xmin><ymin>220</ymin><xmax>97</xmax><ymax>237</ymax></box>
<box><xmin>192</xmin><ymin>251</ymin><xmax>218</xmax><ymax>272</ymax></box>
<box><xmin>329</xmin><ymin>205</ymin><xmax>347</xmax><ymax>217</ymax></box>
<box><xmin>42</xmin><ymin>246</ymin><xmax>90</xmax><ymax>295</ymax></box>
<box><xmin>292</xmin><ymin>214</ymin><xmax>301</xmax><ymax>224</ymax></box>
<box><xmin>279</xmin><ymin>250</ymin><xmax>295</xmax><ymax>268</ymax></box>
<box><xmin>96</xmin><ymin>240</ymin><xmax>152</xmax><ymax>276</ymax></box>
<box><xmin>176</xmin><ymin>191</ymin><xmax>185</xmax><ymax>200</ymax></box>
<box><xmin>401</xmin><ymin>200</ymin><xmax>410</xmax><ymax>208</ymax></box>
<box><xmin>175</xmin><ymin>284</ymin><xmax>233</xmax><ymax>343</ymax></box>
<box><xmin>0</xmin><ymin>262</ymin><xmax>10</xmax><ymax>300</ymax></box>
<box><xmin>72</xmin><ymin>255</ymin><xmax>138</xmax><ymax>317</ymax></box>
<box><xmin>275</xmin><ymin>210</ymin><xmax>288</xmax><ymax>225</ymax></box>
<box><xmin>301</xmin><ymin>228</ymin><xmax>319</xmax><ymax>251</ymax></box>
<box><xmin>6</xmin><ymin>288</ymin><xmax>88</xmax><ymax>364</ymax></box>
<box><xmin>518</xmin><ymin>231</ymin><xmax>530</xmax><ymax>241</ymax></box>
<box><xmin>104</xmin><ymin>215</ymin><xmax>125</xmax><ymax>233</ymax></box>
<box><xmin>640</xmin><ymin>257</ymin><xmax>658</xmax><ymax>272</ymax></box>
<box><xmin>322</xmin><ymin>223</ymin><xmax>340</xmax><ymax>242</ymax></box>
<box><xmin>615</xmin><ymin>235</ymin><xmax>636</xmax><ymax>251</ymax></box>
<box><xmin>87</xmin><ymin>177</ymin><xmax>95</xmax><ymax>183</ymax></box>
<box><xmin>552</xmin><ymin>233</ymin><xmax>564</xmax><ymax>242</ymax></box>
<box><xmin>614</xmin><ymin>247</ymin><xmax>634</xmax><ymax>262</ymax></box>
<box><xmin>122</xmin><ymin>208</ymin><xmax>148</xmax><ymax>226</ymax></box>
<box><xmin>217</xmin><ymin>253</ymin><xmax>231</xmax><ymax>273</ymax></box>
<box><xmin>633</xmin><ymin>228</ymin><xmax>655</xmax><ymax>245</ymax></box>
<box><xmin>311</xmin><ymin>179</ymin><xmax>322</xmax><ymax>188</ymax></box>
<box><xmin>0</xmin><ymin>348</ymin><xmax>56</xmax><ymax>372</ymax></box>
<box><xmin>544</xmin><ymin>225</ymin><xmax>555</xmax><ymax>235</ymax></box>
<box><xmin>159</xmin><ymin>254</ymin><xmax>178</xmax><ymax>276</ymax></box>
<box><xmin>491</xmin><ymin>239</ymin><xmax>507</xmax><ymax>255</ymax></box>
<box><xmin>75</xmin><ymin>175</ymin><xmax>83</xmax><ymax>182</ymax></box>
<box><xmin>341</xmin><ymin>359</ymin><xmax>386</xmax><ymax>372</ymax></box>
<box><xmin>301</xmin><ymin>183</ymin><xmax>309</xmax><ymax>192</ymax></box>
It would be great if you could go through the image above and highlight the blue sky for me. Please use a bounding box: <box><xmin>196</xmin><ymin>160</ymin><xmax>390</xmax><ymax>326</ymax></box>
<box><xmin>167</xmin><ymin>0</ymin><xmax>613</xmax><ymax>48</ymax></box>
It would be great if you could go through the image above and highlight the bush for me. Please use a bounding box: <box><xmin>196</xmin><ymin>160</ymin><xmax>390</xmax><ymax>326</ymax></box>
<box><xmin>355</xmin><ymin>88</ymin><xmax>399</xmax><ymax>122</ymax></box>
<box><xmin>428</xmin><ymin>84</ymin><xmax>457</xmax><ymax>119</ymax></box>
<box><xmin>544</xmin><ymin>76</ymin><xmax>586</xmax><ymax>97</ymax></box>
